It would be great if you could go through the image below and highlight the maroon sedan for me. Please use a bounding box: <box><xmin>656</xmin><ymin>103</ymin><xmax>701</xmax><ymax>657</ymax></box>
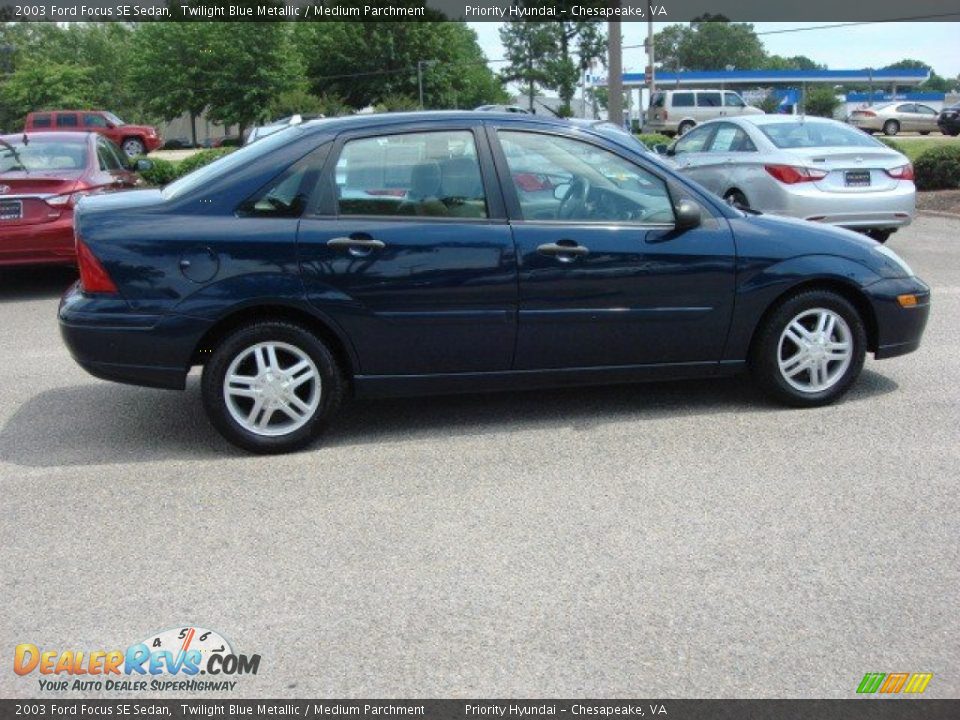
<box><xmin>0</xmin><ymin>132</ymin><xmax>142</xmax><ymax>267</ymax></box>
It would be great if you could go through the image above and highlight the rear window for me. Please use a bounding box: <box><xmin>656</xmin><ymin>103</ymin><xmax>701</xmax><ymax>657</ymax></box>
<box><xmin>697</xmin><ymin>93</ymin><xmax>722</xmax><ymax>108</ymax></box>
<box><xmin>0</xmin><ymin>138</ymin><xmax>88</xmax><ymax>172</ymax></box>
<box><xmin>31</xmin><ymin>114</ymin><xmax>52</xmax><ymax>128</ymax></box>
<box><xmin>759</xmin><ymin>121</ymin><xmax>883</xmax><ymax>149</ymax></box>
<box><xmin>162</xmin><ymin>125</ymin><xmax>304</xmax><ymax>199</ymax></box>
<box><xmin>671</xmin><ymin>93</ymin><xmax>694</xmax><ymax>108</ymax></box>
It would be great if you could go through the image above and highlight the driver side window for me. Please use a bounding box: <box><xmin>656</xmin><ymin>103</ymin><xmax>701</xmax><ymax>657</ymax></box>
<box><xmin>498</xmin><ymin>131</ymin><xmax>673</xmax><ymax>224</ymax></box>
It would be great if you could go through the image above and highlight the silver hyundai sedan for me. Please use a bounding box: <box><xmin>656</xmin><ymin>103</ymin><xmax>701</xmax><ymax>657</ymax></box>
<box><xmin>658</xmin><ymin>115</ymin><xmax>915</xmax><ymax>242</ymax></box>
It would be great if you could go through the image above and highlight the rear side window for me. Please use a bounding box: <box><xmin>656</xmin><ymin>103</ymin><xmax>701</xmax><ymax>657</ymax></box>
<box><xmin>238</xmin><ymin>144</ymin><xmax>330</xmax><ymax>218</ymax></box>
<box><xmin>97</xmin><ymin>141</ymin><xmax>122</xmax><ymax>171</ymax></box>
<box><xmin>335</xmin><ymin>130</ymin><xmax>487</xmax><ymax>219</ymax></box>
<box><xmin>56</xmin><ymin>114</ymin><xmax>79</xmax><ymax>128</ymax></box>
<box><xmin>671</xmin><ymin>93</ymin><xmax>694</xmax><ymax>108</ymax></box>
<box><xmin>697</xmin><ymin>93</ymin><xmax>722</xmax><ymax>108</ymax></box>
<box><xmin>31</xmin><ymin>114</ymin><xmax>52</xmax><ymax>128</ymax></box>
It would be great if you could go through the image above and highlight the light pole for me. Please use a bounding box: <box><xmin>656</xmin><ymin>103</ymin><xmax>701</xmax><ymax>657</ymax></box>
<box><xmin>417</xmin><ymin>60</ymin><xmax>436</xmax><ymax>110</ymax></box>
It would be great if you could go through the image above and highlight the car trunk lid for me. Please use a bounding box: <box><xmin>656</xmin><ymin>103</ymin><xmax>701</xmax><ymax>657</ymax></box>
<box><xmin>784</xmin><ymin>148</ymin><xmax>904</xmax><ymax>193</ymax></box>
<box><xmin>0</xmin><ymin>172</ymin><xmax>81</xmax><ymax>225</ymax></box>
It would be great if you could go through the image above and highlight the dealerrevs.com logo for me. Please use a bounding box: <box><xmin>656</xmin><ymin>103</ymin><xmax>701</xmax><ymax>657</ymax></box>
<box><xmin>14</xmin><ymin>627</ymin><xmax>260</xmax><ymax>693</ymax></box>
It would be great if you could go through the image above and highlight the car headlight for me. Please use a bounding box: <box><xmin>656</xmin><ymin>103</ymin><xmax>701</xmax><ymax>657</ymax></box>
<box><xmin>874</xmin><ymin>244</ymin><xmax>913</xmax><ymax>277</ymax></box>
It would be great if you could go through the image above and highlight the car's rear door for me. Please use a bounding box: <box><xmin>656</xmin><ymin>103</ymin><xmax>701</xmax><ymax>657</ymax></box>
<box><xmin>490</xmin><ymin>125</ymin><xmax>736</xmax><ymax>370</ymax></box>
<box><xmin>296</xmin><ymin>121</ymin><xmax>517</xmax><ymax>376</ymax></box>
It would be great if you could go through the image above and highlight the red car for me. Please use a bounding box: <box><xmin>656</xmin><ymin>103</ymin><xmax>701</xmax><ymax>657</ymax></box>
<box><xmin>0</xmin><ymin>132</ymin><xmax>143</xmax><ymax>267</ymax></box>
<box><xmin>24</xmin><ymin>110</ymin><xmax>162</xmax><ymax>158</ymax></box>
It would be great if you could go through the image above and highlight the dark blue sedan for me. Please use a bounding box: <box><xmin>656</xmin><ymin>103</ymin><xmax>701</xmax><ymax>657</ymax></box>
<box><xmin>59</xmin><ymin>112</ymin><xmax>930</xmax><ymax>452</ymax></box>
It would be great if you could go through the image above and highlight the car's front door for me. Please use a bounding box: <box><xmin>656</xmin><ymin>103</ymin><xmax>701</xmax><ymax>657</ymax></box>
<box><xmin>491</xmin><ymin>128</ymin><xmax>736</xmax><ymax>370</ymax></box>
<box><xmin>297</xmin><ymin>124</ymin><xmax>517</xmax><ymax>376</ymax></box>
<box><xmin>668</xmin><ymin>124</ymin><xmax>719</xmax><ymax>188</ymax></box>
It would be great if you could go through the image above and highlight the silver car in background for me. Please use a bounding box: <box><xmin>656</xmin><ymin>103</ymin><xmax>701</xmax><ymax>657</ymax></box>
<box><xmin>847</xmin><ymin>102</ymin><xmax>940</xmax><ymax>136</ymax></box>
<box><xmin>659</xmin><ymin>115</ymin><xmax>915</xmax><ymax>242</ymax></box>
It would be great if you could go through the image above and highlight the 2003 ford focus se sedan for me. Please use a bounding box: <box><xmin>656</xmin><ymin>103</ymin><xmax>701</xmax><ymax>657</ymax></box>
<box><xmin>59</xmin><ymin>112</ymin><xmax>930</xmax><ymax>453</ymax></box>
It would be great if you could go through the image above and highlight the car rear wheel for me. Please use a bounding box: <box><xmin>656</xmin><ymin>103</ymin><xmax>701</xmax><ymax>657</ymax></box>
<box><xmin>122</xmin><ymin>138</ymin><xmax>146</xmax><ymax>158</ymax></box>
<box><xmin>865</xmin><ymin>229</ymin><xmax>893</xmax><ymax>244</ymax></box>
<box><xmin>201</xmin><ymin>321</ymin><xmax>345</xmax><ymax>453</ymax></box>
<box><xmin>882</xmin><ymin>120</ymin><xmax>900</xmax><ymax>136</ymax></box>
<box><xmin>677</xmin><ymin>120</ymin><xmax>695</xmax><ymax>136</ymax></box>
<box><xmin>750</xmin><ymin>290</ymin><xmax>866</xmax><ymax>408</ymax></box>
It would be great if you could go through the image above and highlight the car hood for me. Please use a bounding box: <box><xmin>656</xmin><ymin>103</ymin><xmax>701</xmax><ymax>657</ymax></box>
<box><xmin>121</xmin><ymin>124</ymin><xmax>157</xmax><ymax>134</ymax></box>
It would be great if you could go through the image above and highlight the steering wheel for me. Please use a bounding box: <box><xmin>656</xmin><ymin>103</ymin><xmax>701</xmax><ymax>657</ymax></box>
<box><xmin>558</xmin><ymin>176</ymin><xmax>590</xmax><ymax>220</ymax></box>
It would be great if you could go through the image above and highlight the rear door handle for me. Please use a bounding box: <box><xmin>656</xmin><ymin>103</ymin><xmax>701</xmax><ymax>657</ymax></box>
<box><xmin>537</xmin><ymin>241</ymin><xmax>590</xmax><ymax>262</ymax></box>
<box><xmin>327</xmin><ymin>235</ymin><xmax>386</xmax><ymax>254</ymax></box>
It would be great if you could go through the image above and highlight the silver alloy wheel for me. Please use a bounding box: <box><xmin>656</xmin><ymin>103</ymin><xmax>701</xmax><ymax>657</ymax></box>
<box><xmin>122</xmin><ymin>139</ymin><xmax>145</xmax><ymax>158</ymax></box>
<box><xmin>777</xmin><ymin>308</ymin><xmax>853</xmax><ymax>393</ymax></box>
<box><xmin>223</xmin><ymin>341</ymin><xmax>321</xmax><ymax>437</ymax></box>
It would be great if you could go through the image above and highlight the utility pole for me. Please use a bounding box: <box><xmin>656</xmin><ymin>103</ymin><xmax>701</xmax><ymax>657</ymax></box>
<box><xmin>608</xmin><ymin>19</ymin><xmax>623</xmax><ymax>127</ymax></box>
<box><xmin>417</xmin><ymin>60</ymin><xmax>435</xmax><ymax>110</ymax></box>
<box><xmin>646</xmin><ymin>19</ymin><xmax>655</xmax><ymax>126</ymax></box>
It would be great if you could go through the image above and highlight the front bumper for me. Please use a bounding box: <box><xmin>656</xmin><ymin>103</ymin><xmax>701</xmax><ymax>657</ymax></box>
<box><xmin>865</xmin><ymin>276</ymin><xmax>931</xmax><ymax>359</ymax></box>
<box><xmin>59</xmin><ymin>282</ymin><xmax>212</xmax><ymax>390</ymax></box>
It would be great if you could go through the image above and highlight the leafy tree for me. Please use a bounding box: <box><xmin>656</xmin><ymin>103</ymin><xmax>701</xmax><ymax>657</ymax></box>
<box><xmin>298</xmin><ymin>21</ymin><xmax>506</xmax><ymax>111</ymax></box>
<box><xmin>203</xmin><ymin>22</ymin><xmax>300</xmax><ymax>137</ymax></box>
<box><xmin>130</xmin><ymin>22</ymin><xmax>217</xmax><ymax>145</ymax></box>
<box><xmin>0</xmin><ymin>64</ymin><xmax>96</xmax><ymax>130</ymax></box>
<box><xmin>764</xmin><ymin>55</ymin><xmax>825</xmax><ymax>71</ymax></box>
<box><xmin>499</xmin><ymin>21</ymin><xmax>558</xmax><ymax>112</ymax></box>
<box><xmin>655</xmin><ymin>21</ymin><xmax>767</xmax><ymax>72</ymax></box>
<box><xmin>803</xmin><ymin>86</ymin><xmax>840</xmax><ymax>118</ymax></box>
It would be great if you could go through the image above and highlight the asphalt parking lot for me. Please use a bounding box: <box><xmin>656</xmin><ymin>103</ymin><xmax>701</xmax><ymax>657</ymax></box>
<box><xmin>1</xmin><ymin>215</ymin><xmax>957</xmax><ymax>699</ymax></box>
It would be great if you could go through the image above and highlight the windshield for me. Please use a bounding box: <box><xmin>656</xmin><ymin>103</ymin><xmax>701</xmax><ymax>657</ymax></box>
<box><xmin>162</xmin><ymin>126</ymin><xmax>302</xmax><ymax>198</ymax></box>
<box><xmin>759</xmin><ymin>121</ymin><xmax>884</xmax><ymax>149</ymax></box>
<box><xmin>1</xmin><ymin>138</ymin><xmax>88</xmax><ymax>172</ymax></box>
<box><xmin>104</xmin><ymin>112</ymin><xmax>125</xmax><ymax>126</ymax></box>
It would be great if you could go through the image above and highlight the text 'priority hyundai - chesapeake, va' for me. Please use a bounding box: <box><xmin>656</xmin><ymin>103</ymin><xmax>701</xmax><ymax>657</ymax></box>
<box><xmin>58</xmin><ymin>112</ymin><xmax>930</xmax><ymax>452</ymax></box>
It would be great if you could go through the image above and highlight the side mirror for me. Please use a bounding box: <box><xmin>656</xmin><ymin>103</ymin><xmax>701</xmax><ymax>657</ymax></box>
<box><xmin>553</xmin><ymin>183</ymin><xmax>571</xmax><ymax>201</ymax></box>
<box><xmin>674</xmin><ymin>199</ymin><xmax>701</xmax><ymax>230</ymax></box>
<box><xmin>134</xmin><ymin>158</ymin><xmax>154</xmax><ymax>172</ymax></box>
<box><xmin>105</xmin><ymin>122</ymin><xmax>116</xmax><ymax>129</ymax></box>
<box><xmin>652</xmin><ymin>144</ymin><xmax>669</xmax><ymax>155</ymax></box>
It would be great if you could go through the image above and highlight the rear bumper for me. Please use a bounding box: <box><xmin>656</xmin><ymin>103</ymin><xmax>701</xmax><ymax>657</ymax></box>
<box><xmin>0</xmin><ymin>214</ymin><xmax>76</xmax><ymax>266</ymax></box>
<box><xmin>770</xmin><ymin>181</ymin><xmax>915</xmax><ymax>231</ymax></box>
<box><xmin>59</xmin><ymin>282</ymin><xmax>211</xmax><ymax>390</ymax></box>
<box><xmin>865</xmin><ymin>276</ymin><xmax>931</xmax><ymax>359</ymax></box>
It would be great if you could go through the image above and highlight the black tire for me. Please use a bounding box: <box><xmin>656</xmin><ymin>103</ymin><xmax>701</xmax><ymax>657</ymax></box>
<box><xmin>882</xmin><ymin>120</ymin><xmax>900</xmax><ymax>136</ymax></box>
<box><xmin>919</xmin><ymin>131</ymin><xmax>930</xmax><ymax>136</ymax></box>
<box><xmin>724</xmin><ymin>190</ymin><xmax>749</xmax><ymax>209</ymax></box>
<box><xmin>677</xmin><ymin>120</ymin><xmax>695</xmax><ymax>136</ymax></box>
<box><xmin>865</xmin><ymin>229</ymin><xmax>893</xmax><ymax>244</ymax></box>
<box><xmin>201</xmin><ymin>321</ymin><xmax>345</xmax><ymax>453</ymax></box>
<box><xmin>122</xmin><ymin>137</ymin><xmax>146</xmax><ymax>158</ymax></box>
<box><xmin>750</xmin><ymin>290</ymin><xmax>867</xmax><ymax>408</ymax></box>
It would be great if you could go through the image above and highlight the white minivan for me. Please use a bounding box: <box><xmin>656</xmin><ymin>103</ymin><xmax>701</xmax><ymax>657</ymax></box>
<box><xmin>644</xmin><ymin>89</ymin><xmax>763</xmax><ymax>136</ymax></box>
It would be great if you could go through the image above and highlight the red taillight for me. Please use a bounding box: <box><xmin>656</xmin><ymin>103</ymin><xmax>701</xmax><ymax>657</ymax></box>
<box><xmin>46</xmin><ymin>189</ymin><xmax>91</xmax><ymax>209</ymax></box>
<box><xmin>855</xmin><ymin>110</ymin><xmax>877</xmax><ymax>117</ymax></box>
<box><xmin>75</xmin><ymin>238</ymin><xmax>118</xmax><ymax>294</ymax></box>
<box><xmin>764</xmin><ymin>164</ymin><xmax>829</xmax><ymax>184</ymax></box>
<box><xmin>886</xmin><ymin>164</ymin><xmax>914</xmax><ymax>181</ymax></box>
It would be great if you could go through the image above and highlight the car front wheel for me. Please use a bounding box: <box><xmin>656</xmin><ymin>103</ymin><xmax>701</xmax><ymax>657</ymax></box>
<box><xmin>750</xmin><ymin>290</ymin><xmax>866</xmax><ymax>407</ymax></box>
<box><xmin>882</xmin><ymin>120</ymin><xmax>900</xmax><ymax>136</ymax></box>
<box><xmin>122</xmin><ymin>138</ymin><xmax>146</xmax><ymax>158</ymax></box>
<box><xmin>201</xmin><ymin>321</ymin><xmax>345</xmax><ymax>453</ymax></box>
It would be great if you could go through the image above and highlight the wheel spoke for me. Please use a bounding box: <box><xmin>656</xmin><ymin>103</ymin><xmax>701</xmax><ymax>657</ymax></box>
<box><xmin>823</xmin><ymin>313</ymin><xmax>837</xmax><ymax>339</ymax></box>
<box><xmin>781</xmin><ymin>353</ymin><xmax>811</xmax><ymax>378</ymax></box>
<box><xmin>256</xmin><ymin>406</ymin><xmax>275</xmax><ymax>429</ymax></box>
<box><xmin>266</xmin><ymin>344</ymin><xmax>280</xmax><ymax>372</ymax></box>
<box><xmin>254</xmin><ymin>346</ymin><xmax>269</xmax><ymax>374</ymax></box>
<box><xmin>785</xmin><ymin>321</ymin><xmax>808</xmax><ymax>346</ymax></box>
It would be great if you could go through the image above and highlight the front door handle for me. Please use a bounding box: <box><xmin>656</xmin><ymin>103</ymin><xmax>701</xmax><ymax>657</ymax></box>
<box><xmin>327</xmin><ymin>235</ymin><xmax>386</xmax><ymax>254</ymax></box>
<box><xmin>537</xmin><ymin>240</ymin><xmax>590</xmax><ymax>262</ymax></box>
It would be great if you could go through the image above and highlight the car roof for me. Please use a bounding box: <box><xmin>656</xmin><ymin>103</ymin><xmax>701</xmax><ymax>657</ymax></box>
<box><xmin>299</xmin><ymin>110</ymin><xmax>580</xmax><ymax>135</ymax></box>
<box><xmin>718</xmin><ymin>114</ymin><xmax>844</xmax><ymax>127</ymax></box>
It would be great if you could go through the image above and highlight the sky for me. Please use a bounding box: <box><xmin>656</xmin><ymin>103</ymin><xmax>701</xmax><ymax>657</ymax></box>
<box><xmin>470</xmin><ymin>21</ymin><xmax>960</xmax><ymax>82</ymax></box>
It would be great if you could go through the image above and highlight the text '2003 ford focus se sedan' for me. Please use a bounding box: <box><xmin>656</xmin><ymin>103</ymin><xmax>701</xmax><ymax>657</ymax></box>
<box><xmin>59</xmin><ymin>112</ymin><xmax>930</xmax><ymax>453</ymax></box>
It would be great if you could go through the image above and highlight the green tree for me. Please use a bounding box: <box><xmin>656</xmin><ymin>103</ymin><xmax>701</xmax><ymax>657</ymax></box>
<box><xmin>130</xmin><ymin>22</ymin><xmax>217</xmax><ymax>146</ymax></box>
<box><xmin>0</xmin><ymin>64</ymin><xmax>96</xmax><ymax>130</ymax></box>
<box><xmin>804</xmin><ymin>86</ymin><xmax>840</xmax><ymax>118</ymax></box>
<box><xmin>499</xmin><ymin>21</ymin><xmax>558</xmax><ymax>112</ymax></box>
<box><xmin>204</xmin><ymin>22</ymin><xmax>300</xmax><ymax>137</ymax></box>
<box><xmin>654</xmin><ymin>21</ymin><xmax>766</xmax><ymax>72</ymax></box>
<box><xmin>297</xmin><ymin>21</ymin><xmax>506</xmax><ymax>111</ymax></box>
<box><xmin>764</xmin><ymin>55</ymin><xmax>825</xmax><ymax>71</ymax></box>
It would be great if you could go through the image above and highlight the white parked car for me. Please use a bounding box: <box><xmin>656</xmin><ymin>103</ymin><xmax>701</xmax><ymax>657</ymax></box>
<box><xmin>644</xmin><ymin>89</ymin><xmax>763</xmax><ymax>136</ymax></box>
<box><xmin>658</xmin><ymin>115</ymin><xmax>915</xmax><ymax>243</ymax></box>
